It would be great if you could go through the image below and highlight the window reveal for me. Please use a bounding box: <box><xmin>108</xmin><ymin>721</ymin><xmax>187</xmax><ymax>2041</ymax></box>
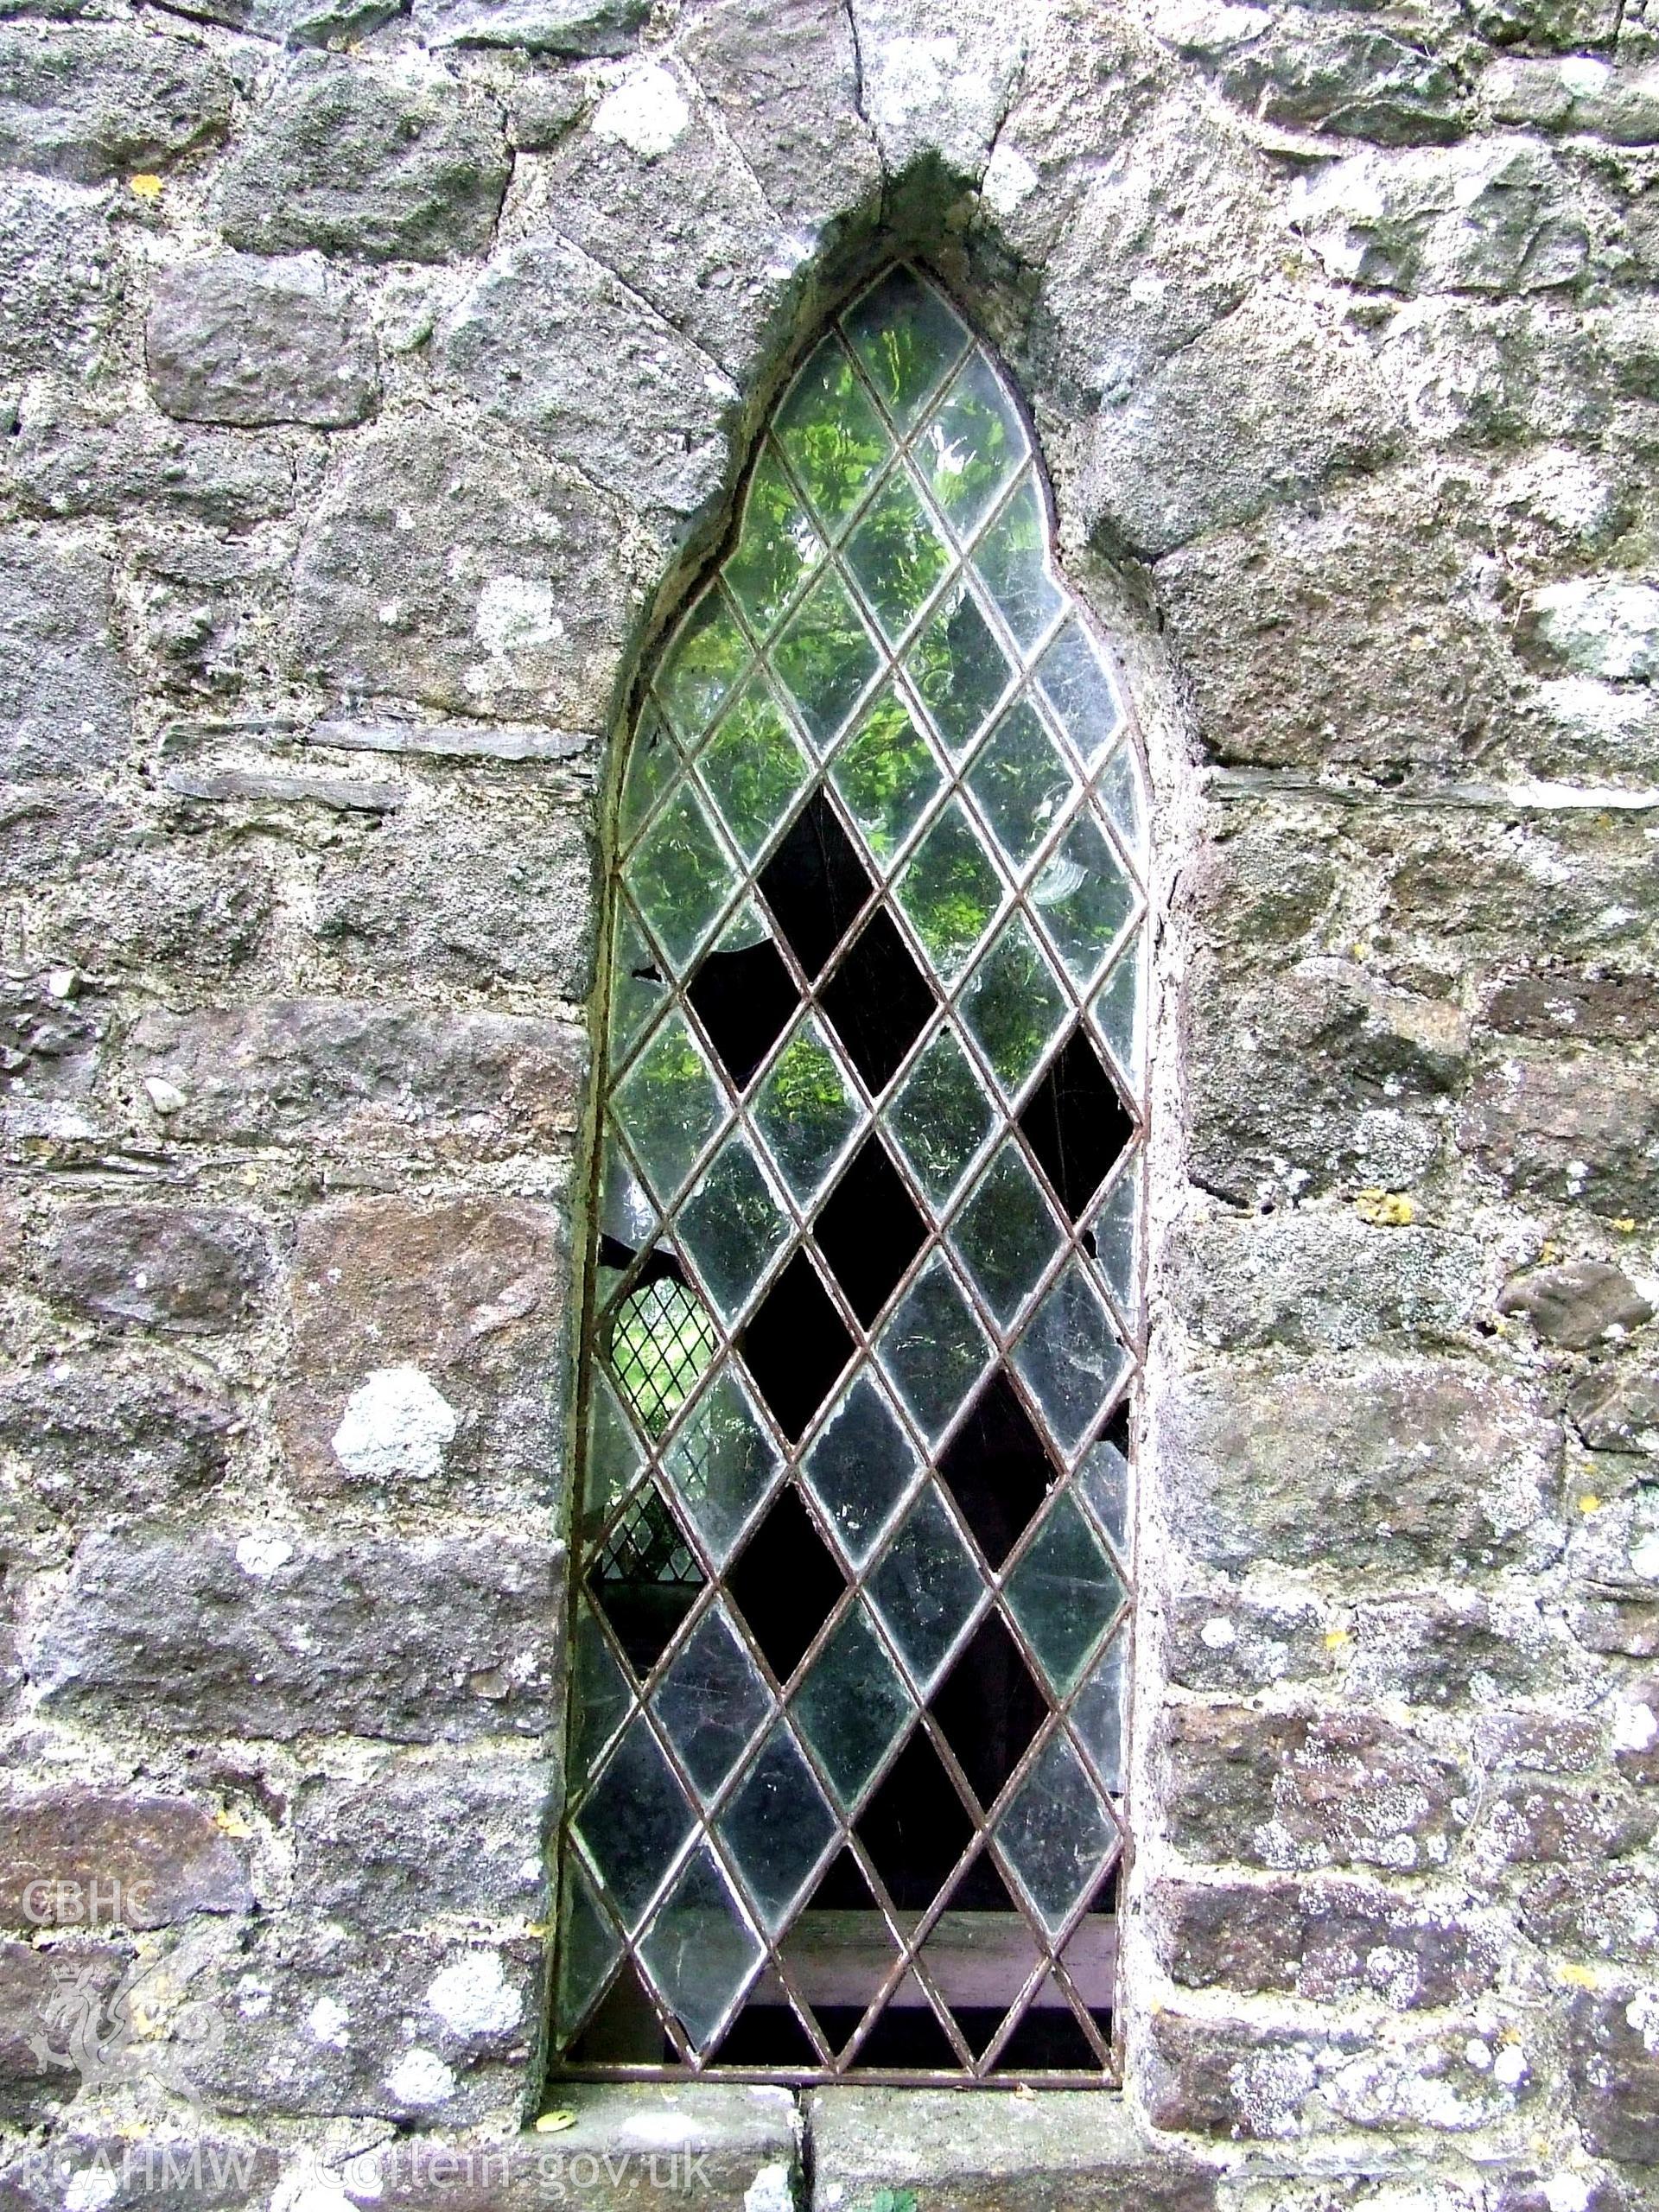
<box><xmin>552</xmin><ymin>266</ymin><xmax>1149</xmax><ymax>2085</ymax></box>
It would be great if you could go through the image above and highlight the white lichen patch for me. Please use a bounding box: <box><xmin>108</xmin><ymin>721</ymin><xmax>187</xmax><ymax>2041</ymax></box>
<box><xmin>474</xmin><ymin>575</ymin><xmax>563</xmax><ymax>658</ymax></box>
<box><xmin>235</xmin><ymin>1533</ymin><xmax>295</xmax><ymax>1580</ymax></box>
<box><xmin>332</xmin><ymin>1367</ymin><xmax>458</xmax><ymax>1484</ymax></box>
<box><xmin>982</xmin><ymin>143</ymin><xmax>1039</xmax><ymax>216</ymax></box>
<box><xmin>744</xmin><ymin>2164</ymin><xmax>794</xmax><ymax>2212</ymax></box>
<box><xmin>1612</xmin><ymin>1695</ymin><xmax>1659</xmax><ymax>1754</ymax></box>
<box><xmin>383</xmin><ymin>2047</ymin><xmax>455</xmax><ymax>2106</ymax></box>
<box><xmin>593</xmin><ymin>64</ymin><xmax>690</xmax><ymax>158</ymax></box>
<box><xmin>307</xmin><ymin>1994</ymin><xmax>350</xmax><ymax>2048</ymax></box>
<box><xmin>425</xmin><ymin>1950</ymin><xmax>522</xmax><ymax>2037</ymax></box>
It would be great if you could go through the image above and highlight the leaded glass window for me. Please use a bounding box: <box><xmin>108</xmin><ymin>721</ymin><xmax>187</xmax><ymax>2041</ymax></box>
<box><xmin>552</xmin><ymin>267</ymin><xmax>1148</xmax><ymax>2086</ymax></box>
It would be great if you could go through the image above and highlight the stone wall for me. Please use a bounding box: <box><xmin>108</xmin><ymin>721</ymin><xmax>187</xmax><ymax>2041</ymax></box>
<box><xmin>0</xmin><ymin>0</ymin><xmax>1655</xmax><ymax>2204</ymax></box>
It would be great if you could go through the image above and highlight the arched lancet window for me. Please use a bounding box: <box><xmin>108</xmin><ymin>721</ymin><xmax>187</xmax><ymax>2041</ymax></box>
<box><xmin>552</xmin><ymin>266</ymin><xmax>1148</xmax><ymax>2086</ymax></box>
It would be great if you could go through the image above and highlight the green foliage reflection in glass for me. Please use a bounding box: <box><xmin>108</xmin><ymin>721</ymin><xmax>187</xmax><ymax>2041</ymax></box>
<box><xmin>568</xmin><ymin>265</ymin><xmax>1150</xmax><ymax>2084</ymax></box>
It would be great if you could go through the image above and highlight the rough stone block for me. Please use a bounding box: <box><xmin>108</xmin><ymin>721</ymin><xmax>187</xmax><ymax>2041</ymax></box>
<box><xmin>1161</xmin><ymin>1353</ymin><xmax>1563</xmax><ymax>1579</ymax></box>
<box><xmin>805</xmin><ymin>2085</ymin><xmax>1217</xmax><ymax>2210</ymax></box>
<box><xmin>0</xmin><ymin>1787</ymin><xmax>250</xmax><ymax>1930</ymax></box>
<box><xmin>1572</xmin><ymin>1595</ymin><xmax>1659</xmax><ymax>1656</ymax></box>
<box><xmin>43</xmin><ymin>1204</ymin><xmax>272</xmax><ymax>1333</ymax></box>
<box><xmin>128</xmin><ymin>997</ymin><xmax>585</xmax><ymax>1154</ymax></box>
<box><xmin>0</xmin><ymin>1351</ymin><xmax>236</xmax><ymax>1519</ymax></box>
<box><xmin>0</xmin><ymin>177</ymin><xmax>119</xmax><ymax>377</ymax></box>
<box><xmin>292</xmin><ymin>1754</ymin><xmax>548</xmax><ymax>1932</ymax></box>
<box><xmin>0</xmin><ymin>972</ymin><xmax>107</xmax><ymax>1116</ymax></box>
<box><xmin>40</xmin><ymin>845</ymin><xmax>276</xmax><ymax>978</ymax></box>
<box><xmin>0</xmin><ymin>1938</ymin><xmax>127</xmax><ymax>2124</ymax></box>
<box><xmin>1159</xmin><ymin>1704</ymin><xmax>1472</xmax><ymax>1872</ymax></box>
<box><xmin>146</xmin><ymin>253</ymin><xmax>379</xmax><ymax>429</ymax></box>
<box><xmin>1461</xmin><ymin>1049</ymin><xmax>1659</xmax><ymax>1220</ymax></box>
<box><xmin>1522</xmin><ymin>576</ymin><xmax>1659</xmax><ymax>680</ymax></box>
<box><xmin>1520</xmin><ymin>1859</ymin><xmax>1659</xmax><ymax>1966</ymax></box>
<box><xmin>3</xmin><ymin>396</ymin><xmax>293</xmax><ymax>527</ymax></box>
<box><xmin>845</xmin><ymin>0</ymin><xmax>1032</xmax><ymax>181</ymax></box>
<box><xmin>1573</xmin><ymin>1358</ymin><xmax>1659</xmax><ymax>1455</ymax></box>
<box><xmin>1477</xmin><ymin>1775</ymin><xmax>1654</xmax><ymax>1866</ymax></box>
<box><xmin>1485</xmin><ymin>969</ymin><xmax>1659</xmax><ymax>1047</ymax></box>
<box><xmin>1164</xmin><ymin>1588</ymin><xmax>1337</xmax><ymax>1694</ymax></box>
<box><xmin>0</xmin><ymin>535</ymin><xmax>133</xmax><ymax>783</ymax></box>
<box><xmin>441</xmin><ymin>233</ymin><xmax>736</xmax><ymax>518</ymax></box>
<box><xmin>413</xmin><ymin>0</ymin><xmax>646</xmax><ymax>52</ymax></box>
<box><xmin>1153</xmin><ymin>1876</ymin><xmax>1502</xmax><ymax>2008</ymax></box>
<box><xmin>1614</xmin><ymin>1679</ymin><xmax>1659</xmax><ymax>1783</ymax></box>
<box><xmin>0</xmin><ymin>23</ymin><xmax>232</xmax><ymax>182</ymax></box>
<box><xmin>1086</xmin><ymin>289</ymin><xmax>1401</xmax><ymax>560</ymax></box>
<box><xmin>1567</xmin><ymin>1988</ymin><xmax>1659</xmax><ymax>2163</ymax></box>
<box><xmin>290</xmin><ymin>416</ymin><xmax>630</xmax><ymax>725</ymax></box>
<box><xmin>279</xmin><ymin>1194</ymin><xmax>566</xmax><ymax>1514</ymax></box>
<box><xmin>29</xmin><ymin>1527</ymin><xmax>560</xmax><ymax>1741</ymax></box>
<box><xmin>1173</xmin><ymin>1210</ymin><xmax>1484</xmax><ymax>1352</ymax></box>
<box><xmin>154</xmin><ymin>0</ymin><xmax>399</xmax><ymax>41</ymax></box>
<box><xmin>1468</xmin><ymin>0</ymin><xmax>1622</xmax><ymax>54</ymax></box>
<box><xmin>215</xmin><ymin>53</ymin><xmax>510</xmax><ymax>262</ymax></box>
<box><xmin>1498</xmin><ymin>1260</ymin><xmax>1654</xmax><ymax>1348</ymax></box>
<box><xmin>1159</xmin><ymin>6</ymin><xmax>1469</xmax><ymax>145</ymax></box>
<box><xmin>1346</xmin><ymin>1591</ymin><xmax>1554</xmax><ymax>1707</ymax></box>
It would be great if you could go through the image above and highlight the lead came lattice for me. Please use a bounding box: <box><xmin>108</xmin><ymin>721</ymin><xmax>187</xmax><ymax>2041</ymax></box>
<box><xmin>555</xmin><ymin>265</ymin><xmax>1149</xmax><ymax>2086</ymax></box>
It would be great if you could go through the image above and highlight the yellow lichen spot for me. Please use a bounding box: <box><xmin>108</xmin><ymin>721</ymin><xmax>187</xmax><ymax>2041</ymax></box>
<box><xmin>1324</xmin><ymin>1628</ymin><xmax>1351</xmax><ymax>1650</ymax></box>
<box><xmin>213</xmin><ymin>1808</ymin><xmax>254</xmax><ymax>1837</ymax></box>
<box><xmin>1538</xmin><ymin>1240</ymin><xmax>1561</xmax><ymax>1265</ymax></box>
<box><xmin>535</xmin><ymin>2111</ymin><xmax>576</xmax><ymax>2134</ymax></box>
<box><xmin>129</xmin><ymin>173</ymin><xmax>162</xmax><ymax>200</ymax></box>
<box><xmin>1355</xmin><ymin>1189</ymin><xmax>1415</xmax><ymax>1227</ymax></box>
<box><xmin>1557</xmin><ymin>1962</ymin><xmax>1599</xmax><ymax>1990</ymax></box>
<box><xmin>1612</xmin><ymin>1217</ymin><xmax>1637</xmax><ymax>1234</ymax></box>
<box><xmin>1580</xmin><ymin>1495</ymin><xmax>1602</xmax><ymax>1517</ymax></box>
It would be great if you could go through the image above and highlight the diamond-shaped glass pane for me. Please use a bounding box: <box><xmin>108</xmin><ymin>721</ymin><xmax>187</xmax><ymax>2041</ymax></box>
<box><xmin>868</xmin><ymin>1483</ymin><xmax>985</xmax><ymax>1692</ymax></box>
<box><xmin>581</xmin><ymin>1372</ymin><xmax>642</xmax><ymax>1543</ymax></box>
<box><xmin>883</xmin><ymin>1022</ymin><xmax>995</xmax><ymax>1211</ymax></box>
<box><xmin>723</xmin><ymin>444</ymin><xmax>823</xmax><ymax>641</ymax></box>
<box><xmin>607</xmin><ymin>1276</ymin><xmax>718</xmax><ymax>1441</ymax></box>
<box><xmin>632</xmin><ymin>783</ymin><xmax>738</xmax><ymax>976</ymax></box>
<box><xmin>1100</xmin><ymin>741</ymin><xmax>1147</xmax><ymax>859</ymax></box>
<box><xmin>772</xmin><ymin>568</ymin><xmax>880</xmax><ymax>753</ymax></box>
<box><xmin>611</xmin><ymin>1013</ymin><xmax>724</xmax><ymax>1210</ymax></box>
<box><xmin>915</xmin><ymin>352</ymin><xmax>1027</xmax><ymax>539</ymax></box>
<box><xmin>996</xmin><ymin>1730</ymin><xmax>1118</xmax><ymax>1936</ymax></box>
<box><xmin>556</xmin><ymin>1854</ymin><xmax>621</xmax><ymax>2038</ymax></box>
<box><xmin>658</xmin><ymin>586</ymin><xmax>752</xmax><ymax>746</ymax></box>
<box><xmin>967</xmin><ymin>699</ymin><xmax>1077</xmax><ymax>873</ymax></box>
<box><xmin>654</xmin><ymin>1600</ymin><xmax>772</xmax><ymax>1797</ymax></box>
<box><xmin>1005</xmin><ymin>1491</ymin><xmax>1124</xmax><ymax>1697</ymax></box>
<box><xmin>639</xmin><ymin>1845</ymin><xmax>764</xmax><ymax>2054</ymax></box>
<box><xmin>830</xmin><ymin>687</ymin><xmax>942</xmax><ymax>871</ymax></box>
<box><xmin>803</xmin><ymin>1373</ymin><xmax>923</xmax><ymax>1568</ymax></box>
<box><xmin>699</xmin><ymin>677</ymin><xmax>811</xmax><ymax>863</ymax></box>
<box><xmin>574</xmin><ymin>1712</ymin><xmax>695</xmax><ymax>1933</ymax></box>
<box><xmin>607</xmin><ymin>902</ymin><xmax>667</xmax><ymax>1071</ymax></box>
<box><xmin>1090</xmin><ymin>1166</ymin><xmax>1140</xmax><ymax>1323</ymax></box>
<box><xmin>1029</xmin><ymin>812</ymin><xmax>1136</xmax><ymax>988</ymax></box>
<box><xmin>1014</xmin><ymin>1259</ymin><xmax>1128</xmax><ymax>1459</ymax></box>
<box><xmin>677</xmin><ymin>1130</ymin><xmax>791</xmax><ymax>1325</ymax></box>
<box><xmin>973</xmin><ymin>474</ymin><xmax>1063</xmax><ymax>655</ymax></box>
<box><xmin>1094</xmin><ymin>929</ymin><xmax>1145</xmax><ymax>1082</ymax></box>
<box><xmin>894</xmin><ymin>800</ymin><xmax>1003</xmax><ymax>983</ymax></box>
<box><xmin>662</xmin><ymin>1367</ymin><xmax>784</xmax><ymax>1571</ymax></box>
<box><xmin>952</xmin><ymin>1141</ymin><xmax>1064</xmax><ymax>1326</ymax></box>
<box><xmin>570</xmin><ymin>1598</ymin><xmax>632</xmax><ymax>1785</ymax></box>
<box><xmin>716</xmin><ymin>1721</ymin><xmax>839</xmax><ymax>1934</ymax></box>
<box><xmin>844</xmin><ymin>462</ymin><xmax>953</xmax><ymax>645</ymax></box>
<box><xmin>793</xmin><ymin>1600</ymin><xmax>914</xmax><ymax>1811</ymax></box>
<box><xmin>960</xmin><ymin>917</ymin><xmax>1069</xmax><ymax>1103</ymax></box>
<box><xmin>753</xmin><ymin>1016</ymin><xmax>861</xmax><ymax>1203</ymax></box>
<box><xmin>879</xmin><ymin>1255</ymin><xmax>994</xmax><ymax>1446</ymax></box>
<box><xmin>1078</xmin><ymin>1435</ymin><xmax>1131</xmax><ymax>1555</ymax></box>
<box><xmin>620</xmin><ymin>706</ymin><xmax>681</xmax><ymax>850</ymax></box>
<box><xmin>775</xmin><ymin>334</ymin><xmax>891</xmax><ymax>537</ymax></box>
<box><xmin>1072</xmin><ymin>1634</ymin><xmax>1128</xmax><ymax>1794</ymax></box>
<box><xmin>1036</xmin><ymin>617</ymin><xmax>1122</xmax><ymax>768</ymax></box>
<box><xmin>906</xmin><ymin>582</ymin><xmax>1013</xmax><ymax>757</ymax></box>
<box><xmin>842</xmin><ymin>268</ymin><xmax>969</xmax><ymax>429</ymax></box>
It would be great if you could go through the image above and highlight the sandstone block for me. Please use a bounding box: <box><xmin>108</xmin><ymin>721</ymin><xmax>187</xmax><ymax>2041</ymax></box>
<box><xmin>1173</xmin><ymin>1211</ymin><xmax>1484</xmax><ymax>1352</ymax></box>
<box><xmin>0</xmin><ymin>23</ymin><xmax>232</xmax><ymax>182</ymax></box>
<box><xmin>1572</xmin><ymin>1358</ymin><xmax>1659</xmax><ymax>1454</ymax></box>
<box><xmin>0</xmin><ymin>178</ymin><xmax>120</xmax><ymax>378</ymax></box>
<box><xmin>147</xmin><ymin>254</ymin><xmax>378</xmax><ymax>429</ymax></box>
<box><xmin>1164</xmin><ymin>1589</ymin><xmax>1337</xmax><ymax>1694</ymax></box>
<box><xmin>0</xmin><ymin>535</ymin><xmax>132</xmax><ymax>783</ymax></box>
<box><xmin>44</xmin><ymin>1205</ymin><xmax>271</xmax><ymax>1334</ymax></box>
<box><xmin>1497</xmin><ymin>1259</ymin><xmax>1654</xmax><ymax>1348</ymax></box>
<box><xmin>1460</xmin><ymin>1049</ymin><xmax>1659</xmax><ymax>1219</ymax></box>
<box><xmin>0</xmin><ymin>1351</ymin><xmax>236</xmax><ymax>1518</ymax></box>
<box><xmin>0</xmin><ymin>1787</ymin><xmax>250</xmax><ymax>1931</ymax></box>
<box><xmin>292</xmin><ymin>1755</ymin><xmax>548</xmax><ymax>1931</ymax></box>
<box><xmin>1567</xmin><ymin>1988</ymin><xmax>1659</xmax><ymax>2162</ymax></box>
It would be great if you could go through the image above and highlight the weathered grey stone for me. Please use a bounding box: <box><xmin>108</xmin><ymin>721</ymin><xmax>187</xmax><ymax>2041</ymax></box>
<box><xmin>1461</xmin><ymin>1048</ymin><xmax>1659</xmax><ymax>1219</ymax></box>
<box><xmin>131</xmin><ymin>531</ymin><xmax>291</xmax><ymax>699</ymax></box>
<box><xmin>146</xmin><ymin>253</ymin><xmax>378</xmax><ymax>429</ymax></box>
<box><xmin>29</xmin><ymin>1528</ymin><xmax>560</xmax><ymax>1741</ymax></box>
<box><xmin>1157</xmin><ymin>4</ymin><xmax>1471</xmax><ymax>145</ymax></box>
<box><xmin>0</xmin><ymin>1786</ymin><xmax>251</xmax><ymax>1930</ymax></box>
<box><xmin>1185</xmin><ymin>953</ymin><xmax>1467</xmax><ymax>1206</ymax></box>
<box><xmin>0</xmin><ymin>23</ymin><xmax>232</xmax><ymax>182</ymax></box>
<box><xmin>1153</xmin><ymin>1876</ymin><xmax>1502</xmax><ymax>2008</ymax></box>
<box><xmin>1166</xmin><ymin>1587</ymin><xmax>1339</xmax><ymax>1694</ymax></box>
<box><xmin>1485</xmin><ymin>969</ymin><xmax>1659</xmax><ymax>1047</ymax></box>
<box><xmin>1522</xmin><ymin>577</ymin><xmax>1659</xmax><ymax>681</ymax></box>
<box><xmin>848</xmin><ymin>0</ymin><xmax>1038</xmax><ymax>181</ymax></box>
<box><xmin>505</xmin><ymin>67</ymin><xmax>590</xmax><ymax>149</ymax></box>
<box><xmin>1159</xmin><ymin>1704</ymin><xmax>1472</xmax><ymax>1872</ymax></box>
<box><xmin>1572</xmin><ymin>1357</ymin><xmax>1659</xmax><ymax>1454</ymax></box>
<box><xmin>307</xmin><ymin>717</ymin><xmax>589</xmax><ymax>762</ymax></box>
<box><xmin>1087</xmin><ymin>289</ymin><xmax>1402</xmax><ymax>560</ymax></box>
<box><xmin>290</xmin><ymin>416</ymin><xmax>632</xmax><ymax>724</ymax></box>
<box><xmin>1487</xmin><ymin>55</ymin><xmax>1659</xmax><ymax>142</ymax></box>
<box><xmin>413</xmin><ymin>0</ymin><xmax>646</xmax><ymax>52</ymax></box>
<box><xmin>128</xmin><ymin>997</ymin><xmax>586</xmax><ymax>1154</ymax></box>
<box><xmin>1380</xmin><ymin>296</ymin><xmax>1612</xmax><ymax>449</ymax></box>
<box><xmin>0</xmin><ymin>535</ymin><xmax>133</xmax><ymax>783</ymax></box>
<box><xmin>0</xmin><ymin>2133</ymin><xmax>282</xmax><ymax>2212</ymax></box>
<box><xmin>0</xmin><ymin>971</ymin><xmax>107</xmax><ymax>1117</ymax></box>
<box><xmin>0</xmin><ymin>178</ymin><xmax>119</xmax><ymax>378</ymax></box>
<box><xmin>1162</xmin><ymin>1354</ymin><xmax>1564</xmax><ymax>1578</ymax></box>
<box><xmin>215</xmin><ymin>54</ymin><xmax>510</xmax><ymax>263</ymax></box>
<box><xmin>293</xmin><ymin>1754</ymin><xmax>546</xmax><ymax>1930</ymax></box>
<box><xmin>440</xmin><ymin>235</ymin><xmax>736</xmax><ymax>518</ymax></box>
<box><xmin>43</xmin><ymin>845</ymin><xmax>273</xmax><ymax>976</ymax></box>
<box><xmin>1498</xmin><ymin>1259</ymin><xmax>1655</xmax><ymax>1348</ymax></box>
<box><xmin>43</xmin><ymin>1205</ymin><xmax>273</xmax><ymax>1333</ymax></box>
<box><xmin>1567</xmin><ymin>1988</ymin><xmax>1659</xmax><ymax>2161</ymax></box>
<box><xmin>155</xmin><ymin>0</ymin><xmax>401</xmax><ymax>41</ymax></box>
<box><xmin>0</xmin><ymin>1939</ymin><xmax>127</xmax><ymax>2124</ymax></box>
<box><xmin>1294</xmin><ymin>139</ymin><xmax>1592</xmax><ymax>295</ymax></box>
<box><xmin>1158</xmin><ymin>469</ymin><xmax>1522</xmax><ymax>774</ymax></box>
<box><xmin>0</xmin><ymin>1351</ymin><xmax>236</xmax><ymax>1516</ymax></box>
<box><xmin>0</xmin><ymin>785</ymin><xmax>123</xmax><ymax>896</ymax></box>
<box><xmin>3</xmin><ymin>396</ymin><xmax>293</xmax><ymax>527</ymax></box>
<box><xmin>278</xmin><ymin>1195</ymin><xmax>566</xmax><ymax>1513</ymax></box>
<box><xmin>1174</xmin><ymin>1211</ymin><xmax>1484</xmax><ymax>1351</ymax></box>
<box><xmin>193</xmin><ymin>1923</ymin><xmax>537</xmax><ymax>2125</ymax></box>
<box><xmin>1614</xmin><ymin>1677</ymin><xmax>1659</xmax><ymax>1783</ymax></box>
<box><xmin>1572</xmin><ymin>1594</ymin><xmax>1659</xmax><ymax>1655</ymax></box>
<box><xmin>1347</xmin><ymin>1590</ymin><xmax>1553</xmax><ymax>1707</ymax></box>
<box><xmin>1469</xmin><ymin>0</ymin><xmax>1622</xmax><ymax>52</ymax></box>
<box><xmin>682</xmin><ymin>0</ymin><xmax>880</xmax><ymax>236</ymax></box>
<box><xmin>1478</xmin><ymin>1774</ymin><xmax>1654</xmax><ymax>1864</ymax></box>
<box><xmin>1521</xmin><ymin>1858</ymin><xmax>1659</xmax><ymax>1967</ymax></box>
<box><xmin>1473</xmin><ymin>1708</ymin><xmax>1604</xmax><ymax>1772</ymax></box>
<box><xmin>806</xmin><ymin>2086</ymin><xmax>1216</xmax><ymax>2212</ymax></box>
<box><xmin>160</xmin><ymin>764</ymin><xmax>401</xmax><ymax>811</ymax></box>
<box><xmin>313</xmin><ymin>784</ymin><xmax>593</xmax><ymax>992</ymax></box>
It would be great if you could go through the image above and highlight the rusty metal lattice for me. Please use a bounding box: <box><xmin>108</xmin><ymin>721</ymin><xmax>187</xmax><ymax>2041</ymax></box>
<box><xmin>552</xmin><ymin>264</ymin><xmax>1150</xmax><ymax>2088</ymax></box>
